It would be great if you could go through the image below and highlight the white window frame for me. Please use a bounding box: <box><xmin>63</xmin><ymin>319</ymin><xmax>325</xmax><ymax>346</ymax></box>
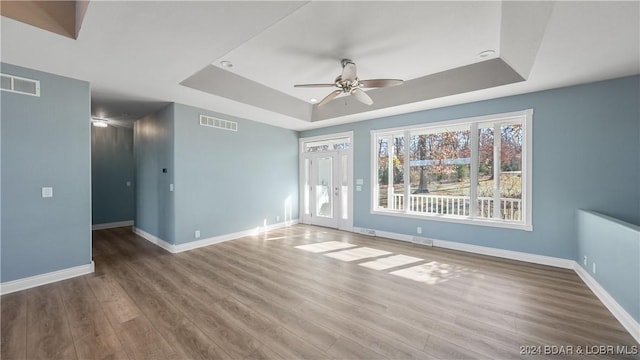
<box><xmin>370</xmin><ymin>109</ymin><xmax>533</xmax><ymax>231</ymax></box>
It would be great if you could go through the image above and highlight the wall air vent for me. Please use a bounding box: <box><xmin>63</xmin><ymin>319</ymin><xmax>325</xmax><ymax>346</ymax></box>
<box><xmin>199</xmin><ymin>115</ymin><xmax>237</xmax><ymax>132</ymax></box>
<box><xmin>0</xmin><ymin>73</ymin><xmax>40</xmax><ymax>97</ymax></box>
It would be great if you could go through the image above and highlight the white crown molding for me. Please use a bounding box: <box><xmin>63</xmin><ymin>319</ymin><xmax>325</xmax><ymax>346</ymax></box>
<box><xmin>92</xmin><ymin>220</ymin><xmax>134</xmax><ymax>230</ymax></box>
<box><xmin>0</xmin><ymin>261</ymin><xmax>95</xmax><ymax>295</ymax></box>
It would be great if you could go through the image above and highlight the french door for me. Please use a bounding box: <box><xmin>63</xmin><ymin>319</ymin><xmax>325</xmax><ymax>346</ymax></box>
<box><xmin>300</xmin><ymin>134</ymin><xmax>353</xmax><ymax>230</ymax></box>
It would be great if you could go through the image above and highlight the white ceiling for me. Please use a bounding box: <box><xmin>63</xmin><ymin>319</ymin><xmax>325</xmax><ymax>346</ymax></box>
<box><xmin>1</xmin><ymin>1</ymin><xmax>638</xmax><ymax>131</ymax></box>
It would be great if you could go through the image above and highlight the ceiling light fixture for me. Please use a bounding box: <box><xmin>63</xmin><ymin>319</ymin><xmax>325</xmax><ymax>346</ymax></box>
<box><xmin>220</xmin><ymin>60</ymin><xmax>233</xmax><ymax>68</ymax></box>
<box><xmin>91</xmin><ymin>118</ymin><xmax>108</xmax><ymax>127</ymax></box>
<box><xmin>478</xmin><ymin>50</ymin><xmax>496</xmax><ymax>59</ymax></box>
<box><xmin>310</xmin><ymin>98</ymin><xmax>318</xmax><ymax>103</ymax></box>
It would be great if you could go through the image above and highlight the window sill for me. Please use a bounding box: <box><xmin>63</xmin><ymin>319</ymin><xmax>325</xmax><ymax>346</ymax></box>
<box><xmin>370</xmin><ymin>209</ymin><xmax>533</xmax><ymax>231</ymax></box>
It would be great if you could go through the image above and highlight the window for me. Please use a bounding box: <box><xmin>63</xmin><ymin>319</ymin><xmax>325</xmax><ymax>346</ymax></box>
<box><xmin>371</xmin><ymin>110</ymin><xmax>532</xmax><ymax>230</ymax></box>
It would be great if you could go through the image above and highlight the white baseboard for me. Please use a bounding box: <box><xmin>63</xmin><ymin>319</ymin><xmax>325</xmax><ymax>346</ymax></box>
<box><xmin>0</xmin><ymin>261</ymin><xmax>95</xmax><ymax>295</ymax></box>
<box><xmin>134</xmin><ymin>220</ymin><xmax>300</xmax><ymax>254</ymax></box>
<box><xmin>354</xmin><ymin>227</ymin><xmax>575</xmax><ymax>269</ymax></box>
<box><xmin>132</xmin><ymin>227</ymin><xmax>175</xmax><ymax>253</ymax></box>
<box><xmin>92</xmin><ymin>220</ymin><xmax>134</xmax><ymax>230</ymax></box>
<box><xmin>352</xmin><ymin>226</ymin><xmax>638</xmax><ymax>342</ymax></box>
<box><xmin>574</xmin><ymin>263</ymin><xmax>640</xmax><ymax>343</ymax></box>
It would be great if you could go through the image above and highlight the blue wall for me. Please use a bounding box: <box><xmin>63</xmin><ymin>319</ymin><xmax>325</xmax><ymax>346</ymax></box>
<box><xmin>134</xmin><ymin>104</ymin><xmax>175</xmax><ymax>244</ymax></box>
<box><xmin>301</xmin><ymin>76</ymin><xmax>640</xmax><ymax>260</ymax></box>
<box><xmin>173</xmin><ymin>103</ymin><xmax>299</xmax><ymax>244</ymax></box>
<box><xmin>1</xmin><ymin>63</ymin><xmax>92</xmax><ymax>282</ymax></box>
<box><xmin>91</xmin><ymin>125</ymin><xmax>135</xmax><ymax>225</ymax></box>
<box><xmin>577</xmin><ymin>210</ymin><xmax>640</xmax><ymax>323</ymax></box>
<box><xmin>133</xmin><ymin>103</ymin><xmax>299</xmax><ymax>245</ymax></box>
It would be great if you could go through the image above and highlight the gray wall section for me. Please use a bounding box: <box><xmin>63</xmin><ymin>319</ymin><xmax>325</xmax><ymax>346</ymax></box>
<box><xmin>577</xmin><ymin>210</ymin><xmax>640</xmax><ymax>323</ymax></box>
<box><xmin>134</xmin><ymin>104</ymin><xmax>175</xmax><ymax>244</ymax></box>
<box><xmin>91</xmin><ymin>126</ymin><xmax>135</xmax><ymax>225</ymax></box>
<box><xmin>301</xmin><ymin>75</ymin><xmax>640</xmax><ymax>260</ymax></box>
<box><xmin>173</xmin><ymin>103</ymin><xmax>299</xmax><ymax>244</ymax></box>
<box><xmin>1</xmin><ymin>63</ymin><xmax>92</xmax><ymax>282</ymax></box>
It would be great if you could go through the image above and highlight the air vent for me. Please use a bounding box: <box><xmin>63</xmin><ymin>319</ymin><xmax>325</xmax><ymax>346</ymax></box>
<box><xmin>0</xmin><ymin>73</ymin><xmax>40</xmax><ymax>96</ymax></box>
<box><xmin>199</xmin><ymin>115</ymin><xmax>237</xmax><ymax>132</ymax></box>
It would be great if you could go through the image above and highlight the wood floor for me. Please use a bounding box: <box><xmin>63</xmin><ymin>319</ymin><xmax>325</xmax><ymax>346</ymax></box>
<box><xmin>1</xmin><ymin>225</ymin><xmax>638</xmax><ymax>360</ymax></box>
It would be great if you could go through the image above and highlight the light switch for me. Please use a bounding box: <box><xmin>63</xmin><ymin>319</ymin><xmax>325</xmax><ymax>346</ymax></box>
<box><xmin>169</xmin><ymin>184</ymin><xmax>174</xmax><ymax>192</ymax></box>
<box><xmin>42</xmin><ymin>187</ymin><xmax>53</xmax><ymax>198</ymax></box>
<box><xmin>356</xmin><ymin>178</ymin><xmax>364</xmax><ymax>185</ymax></box>
<box><xmin>356</xmin><ymin>185</ymin><xmax>362</xmax><ymax>192</ymax></box>
<box><xmin>126</xmin><ymin>181</ymin><xmax>131</xmax><ymax>187</ymax></box>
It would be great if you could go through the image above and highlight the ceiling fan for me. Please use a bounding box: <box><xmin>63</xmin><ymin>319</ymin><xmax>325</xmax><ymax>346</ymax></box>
<box><xmin>294</xmin><ymin>59</ymin><xmax>403</xmax><ymax>106</ymax></box>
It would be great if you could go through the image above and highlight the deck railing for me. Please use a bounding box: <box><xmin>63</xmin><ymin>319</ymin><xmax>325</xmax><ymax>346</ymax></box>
<box><xmin>389</xmin><ymin>193</ymin><xmax>522</xmax><ymax>221</ymax></box>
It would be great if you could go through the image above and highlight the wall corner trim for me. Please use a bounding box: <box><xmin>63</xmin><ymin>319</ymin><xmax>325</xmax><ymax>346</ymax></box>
<box><xmin>574</xmin><ymin>262</ymin><xmax>640</xmax><ymax>344</ymax></box>
<box><xmin>92</xmin><ymin>220</ymin><xmax>134</xmax><ymax>230</ymax></box>
<box><xmin>0</xmin><ymin>261</ymin><xmax>95</xmax><ymax>295</ymax></box>
<box><xmin>134</xmin><ymin>220</ymin><xmax>300</xmax><ymax>254</ymax></box>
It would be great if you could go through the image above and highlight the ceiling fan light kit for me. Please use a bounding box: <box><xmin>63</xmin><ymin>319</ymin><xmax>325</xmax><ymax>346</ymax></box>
<box><xmin>294</xmin><ymin>59</ymin><xmax>404</xmax><ymax>106</ymax></box>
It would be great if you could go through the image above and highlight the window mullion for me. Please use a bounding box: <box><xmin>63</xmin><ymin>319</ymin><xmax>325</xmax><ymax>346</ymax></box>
<box><xmin>493</xmin><ymin>125</ymin><xmax>501</xmax><ymax>219</ymax></box>
<box><xmin>403</xmin><ymin>130</ymin><xmax>411</xmax><ymax>213</ymax></box>
<box><xmin>470</xmin><ymin>123</ymin><xmax>478</xmax><ymax>219</ymax></box>
<box><xmin>386</xmin><ymin>136</ymin><xmax>394</xmax><ymax>210</ymax></box>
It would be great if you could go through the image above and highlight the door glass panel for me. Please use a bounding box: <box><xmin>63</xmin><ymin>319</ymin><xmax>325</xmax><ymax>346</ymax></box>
<box><xmin>341</xmin><ymin>155</ymin><xmax>348</xmax><ymax>220</ymax></box>
<box><xmin>304</xmin><ymin>158</ymin><xmax>310</xmax><ymax>215</ymax></box>
<box><xmin>316</xmin><ymin>157</ymin><xmax>333</xmax><ymax>218</ymax></box>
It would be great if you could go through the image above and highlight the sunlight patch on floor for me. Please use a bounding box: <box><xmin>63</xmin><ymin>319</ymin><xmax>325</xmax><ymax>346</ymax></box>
<box><xmin>323</xmin><ymin>247</ymin><xmax>392</xmax><ymax>261</ymax></box>
<box><xmin>390</xmin><ymin>261</ymin><xmax>471</xmax><ymax>285</ymax></box>
<box><xmin>359</xmin><ymin>254</ymin><xmax>424</xmax><ymax>270</ymax></box>
<box><xmin>295</xmin><ymin>241</ymin><xmax>357</xmax><ymax>253</ymax></box>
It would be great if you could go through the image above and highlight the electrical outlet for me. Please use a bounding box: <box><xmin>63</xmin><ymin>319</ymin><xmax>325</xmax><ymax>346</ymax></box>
<box><xmin>583</xmin><ymin>255</ymin><xmax>587</xmax><ymax>266</ymax></box>
<box><xmin>417</xmin><ymin>226</ymin><xmax>422</xmax><ymax>234</ymax></box>
<box><xmin>126</xmin><ymin>181</ymin><xmax>132</xmax><ymax>187</ymax></box>
<box><xmin>592</xmin><ymin>262</ymin><xmax>596</xmax><ymax>274</ymax></box>
<box><xmin>194</xmin><ymin>230</ymin><xmax>200</xmax><ymax>238</ymax></box>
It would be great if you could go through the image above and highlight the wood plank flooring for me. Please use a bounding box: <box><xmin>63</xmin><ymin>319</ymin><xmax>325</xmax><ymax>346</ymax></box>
<box><xmin>2</xmin><ymin>225</ymin><xmax>638</xmax><ymax>359</ymax></box>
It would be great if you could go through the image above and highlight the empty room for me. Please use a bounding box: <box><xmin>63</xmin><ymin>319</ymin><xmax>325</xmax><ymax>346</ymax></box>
<box><xmin>1</xmin><ymin>1</ymin><xmax>639</xmax><ymax>359</ymax></box>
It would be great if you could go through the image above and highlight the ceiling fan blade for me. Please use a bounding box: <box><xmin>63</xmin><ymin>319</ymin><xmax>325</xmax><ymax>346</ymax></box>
<box><xmin>294</xmin><ymin>83</ymin><xmax>336</xmax><ymax>88</ymax></box>
<box><xmin>359</xmin><ymin>79</ymin><xmax>404</xmax><ymax>88</ymax></box>
<box><xmin>318</xmin><ymin>89</ymin><xmax>342</xmax><ymax>106</ymax></box>
<box><xmin>341</xmin><ymin>60</ymin><xmax>357</xmax><ymax>82</ymax></box>
<box><xmin>351</xmin><ymin>88</ymin><xmax>373</xmax><ymax>105</ymax></box>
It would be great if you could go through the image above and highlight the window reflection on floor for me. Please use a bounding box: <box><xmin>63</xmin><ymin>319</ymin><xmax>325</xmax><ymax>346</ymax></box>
<box><xmin>295</xmin><ymin>240</ymin><xmax>474</xmax><ymax>285</ymax></box>
<box><xmin>295</xmin><ymin>241</ymin><xmax>356</xmax><ymax>253</ymax></box>
<box><xmin>390</xmin><ymin>261</ymin><xmax>472</xmax><ymax>285</ymax></box>
<box><xmin>359</xmin><ymin>254</ymin><xmax>423</xmax><ymax>270</ymax></box>
<box><xmin>323</xmin><ymin>247</ymin><xmax>392</xmax><ymax>262</ymax></box>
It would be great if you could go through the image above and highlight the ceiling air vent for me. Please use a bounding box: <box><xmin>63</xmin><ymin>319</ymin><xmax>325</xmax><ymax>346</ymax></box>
<box><xmin>0</xmin><ymin>73</ymin><xmax>40</xmax><ymax>97</ymax></box>
<box><xmin>199</xmin><ymin>115</ymin><xmax>237</xmax><ymax>132</ymax></box>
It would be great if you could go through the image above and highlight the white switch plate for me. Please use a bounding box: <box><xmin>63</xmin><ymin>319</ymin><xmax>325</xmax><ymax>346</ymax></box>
<box><xmin>126</xmin><ymin>181</ymin><xmax>131</xmax><ymax>187</ymax></box>
<box><xmin>356</xmin><ymin>178</ymin><xmax>364</xmax><ymax>185</ymax></box>
<box><xmin>417</xmin><ymin>226</ymin><xmax>422</xmax><ymax>234</ymax></box>
<box><xmin>583</xmin><ymin>255</ymin><xmax>587</xmax><ymax>266</ymax></box>
<box><xmin>169</xmin><ymin>184</ymin><xmax>174</xmax><ymax>192</ymax></box>
<box><xmin>42</xmin><ymin>187</ymin><xmax>53</xmax><ymax>198</ymax></box>
<box><xmin>592</xmin><ymin>263</ymin><xmax>597</xmax><ymax>274</ymax></box>
<box><xmin>194</xmin><ymin>230</ymin><xmax>200</xmax><ymax>238</ymax></box>
<box><xmin>356</xmin><ymin>185</ymin><xmax>362</xmax><ymax>192</ymax></box>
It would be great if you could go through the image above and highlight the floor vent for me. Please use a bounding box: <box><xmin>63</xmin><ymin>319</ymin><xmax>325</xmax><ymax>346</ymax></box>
<box><xmin>1</xmin><ymin>73</ymin><xmax>40</xmax><ymax>97</ymax></box>
<box><xmin>359</xmin><ymin>228</ymin><xmax>376</xmax><ymax>236</ymax></box>
<box><xmin>200</xmin><ymin>115</ymin><xmax>237</xmax><ymax>132</ymax></box>
<box><xmin>412</xmin><ymin>236</ymin><xmax>434</xmax><ymax>247</ymax></box>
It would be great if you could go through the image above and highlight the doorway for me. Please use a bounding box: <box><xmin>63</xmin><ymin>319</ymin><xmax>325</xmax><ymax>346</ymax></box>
<box><xmin>299</xmin><ymin>132</ymin><xmax>353</xmax><ymax>230</ymax></box>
